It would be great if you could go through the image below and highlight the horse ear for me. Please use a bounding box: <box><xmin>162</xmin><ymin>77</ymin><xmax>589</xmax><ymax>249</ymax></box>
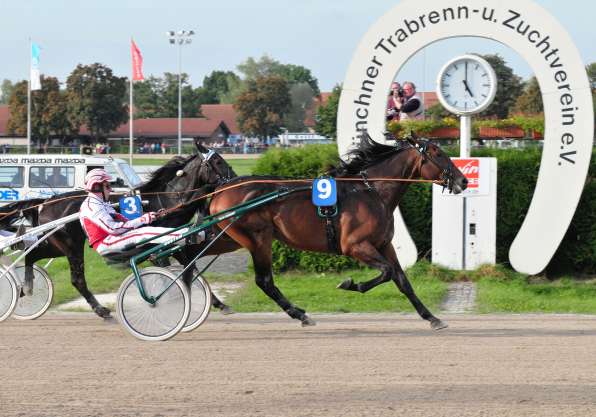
<box><xmin>404</xmin><ymin>130</ymin><xmax>419</xmax><ymax>146</ymax></box>
<box><xmin>195</xmin><ymin>140</ymin><xmax>208</xmax><ymax>154</ymax></box>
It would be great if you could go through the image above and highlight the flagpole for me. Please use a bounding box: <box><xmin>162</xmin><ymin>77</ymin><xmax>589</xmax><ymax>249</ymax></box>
<box><xmin>27</xmin><ymin>38</ymin><xmax>31</xmax><ymax>154</ymax></box>
<box><xmin>129</xmin><ymin>51</ymin><xmax>133</xmax><ymax>166</ymax></box>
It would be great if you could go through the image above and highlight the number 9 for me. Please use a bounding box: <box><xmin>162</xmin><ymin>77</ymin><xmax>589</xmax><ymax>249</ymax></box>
<box><xmin>317</xmin><ymin>179</ymin><xmax>331</xmax><ymax>199</ymax></box>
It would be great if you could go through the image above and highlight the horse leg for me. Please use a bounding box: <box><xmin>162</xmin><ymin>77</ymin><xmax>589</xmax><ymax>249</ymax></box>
<box><xmin>251</xmin><ymin>245</ymin><xmax>315</xmax><ymax>326</ymax></box>
<box><xmin>22</xmin><ymin>265</ymin><xmax>35</xmax><ymax>296</ymax></box>
<box><xmin>337</xmin><ymin>241</ymin><xmax>393</xmax><ymax>293</ymax></box>
<box><xmin>67</xmin><ymin>255</ymin><xmax>111</xmax><ymax>318</ymax></box>
<box><xmin>384</xmin><ymin>246</ymin><xmax>447</xmax><ymax>330</ymax></box>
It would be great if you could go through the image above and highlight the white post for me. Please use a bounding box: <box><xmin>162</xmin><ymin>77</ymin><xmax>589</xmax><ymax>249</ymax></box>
<box><xmin>27</xmin><ymin>39</ymin><xmax>31</xmax><ymax>154</ymax></box>
<box><xmin>460</xmin><ymin>114</ymin><xmax>471</xmax><ymax>158</ymax></box>
<box><xmin>177</xmin><ymin>42</ymin><xmax>182</xmax><ymax>156</ymax></box>
<box><xmin>129</xmin><ymin>74</ymin><xmax>133</xmax><ymax>165</ymax></box>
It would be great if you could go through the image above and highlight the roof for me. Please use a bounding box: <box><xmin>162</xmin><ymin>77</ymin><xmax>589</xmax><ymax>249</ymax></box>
<box><xmin>304</xmin><ymin>93</ymin><xmax>332</xmax><ymax>128</ymax></box>
<box><xmin>420</xmin><ymin>92</ymin><xmax>439</xmax><ymax>109</ymax></box>
<box><xmin>83</xmin><ymin>118</ymin><xmax>230</xmax><ymax>138</ymax></box>
<box><xmin>200</xmin><ymin>104</ymin><xmax>240</xmax><ymax>134</ymax></box>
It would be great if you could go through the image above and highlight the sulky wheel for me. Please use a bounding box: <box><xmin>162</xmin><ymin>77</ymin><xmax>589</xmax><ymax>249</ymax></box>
<box><xmin>117</xmin><ymin>267</ymin><xmax>190</xmax><ymax>342</ymax></box>
<box><xmin>0</xmin><ymin>267</ymin><xmax>18</xmax><ymax>322</ymax></box>
<box><xmin>11</xmin><ymin>265</ymin><xmax>54</xmax><ymax>320</ymax></box>
<box><xmin>168</xmin><ymin>265</ymin><xmax>212</xmax><ymax>333</ymax></box>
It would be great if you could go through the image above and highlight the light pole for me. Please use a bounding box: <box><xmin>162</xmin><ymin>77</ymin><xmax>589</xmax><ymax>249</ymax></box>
<box><xmin>166</xmin><ymin>30</ymin><xmax>194</xmax><ymax>155</ymax></box>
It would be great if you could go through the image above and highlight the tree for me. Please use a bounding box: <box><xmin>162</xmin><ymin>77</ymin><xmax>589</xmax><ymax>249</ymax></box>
<box><xmin>235</xmin><ymin>75</ymin><xmax>291</xmax><ymax>140</ymax></box>
<box><xmin>7</xmin><ymin>76</ymin><xmax>71</xmax><ymax>146</ymax></box>
<box><xmin>132</xmin><ymin>76</ymin><xmax>162</xmax><ymax>118</ymax></box>
<box><xmin>587</xmin><ymin>63</ymin><xmax>596</xmax><ymax>115</ymax></box>
<box><xmin>202</xmin><ymin>70</ymin><xmax>241</xmax><ymax>103</ymax></box>
<box><xmin>66</xmin><ymin>63</ymin><xmax>128</xmax><ymax>141</ymax></box>
<box><xmin>315</xmin><ymin>84</ymin><xmax>341</xmax><ymax>140</ymax></box>
<box><xmin>132</xmin><ymin>72</ymin><xmax>204</xmax><ymax>119</ymax></box>
<box><xmin>0</xmin><ymin>79</ymin><xmax>14</xmax><ymax>104</ymax></box>
<box><xmin>237</xmin><ymin>54</ymin><xmax>319</xmax><ymax>93</ymax></box>
<box><xmin>512</xmin><ymin>76</ymin><xmax>543</xmax><ymax>115</ymax></box>
<box><xmin>283</xmin><ymin>83</ymin><xmax>315</xmax><ymax>131</ymax></box>
<box><xmin>477</xmin><ymin>54</ymin><xmax>523</xmax><ymax>118</ymax></box>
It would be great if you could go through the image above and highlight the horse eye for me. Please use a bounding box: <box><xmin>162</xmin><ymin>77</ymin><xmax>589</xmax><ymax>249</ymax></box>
<box><xmin>176</xmin><ymin>170</ymin><xmax>185</xmax><ymax>177</ymax></box>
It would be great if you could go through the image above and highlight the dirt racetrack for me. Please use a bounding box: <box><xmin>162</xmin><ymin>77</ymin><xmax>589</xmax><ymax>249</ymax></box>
<box><xmin>1</xmin><ymin>312</ymin><xmax>596</xmax><ymax>417</ymax></box>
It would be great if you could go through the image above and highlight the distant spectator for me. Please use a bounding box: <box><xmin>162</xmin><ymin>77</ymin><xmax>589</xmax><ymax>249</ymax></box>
<box><xmin>396</xmin><ymin>82</ymin><xmax>424</xmax><ymax>120</ymax></box>
<box><xmin>386</xmin><ymin>82</ymin><xmax>403</xmax><ymax>122</ymax></box>
<box><xmin>161</xmin><ymin>142</ymin><xmax>167</xmax><ymax>154</ymax></box>
<box><xmin>47</xmin><ymin>167</ymin><xmax>68</xmax><ymax>187</ymax></box>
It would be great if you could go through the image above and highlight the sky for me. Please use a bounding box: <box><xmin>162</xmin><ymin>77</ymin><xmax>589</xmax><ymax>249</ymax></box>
<box><xmin>0</xmin><ymin>0</ymin><xmax>594</xmax><ymax>93</ymax></box>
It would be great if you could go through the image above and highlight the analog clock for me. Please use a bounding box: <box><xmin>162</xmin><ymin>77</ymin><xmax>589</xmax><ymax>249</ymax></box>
<box><xmin>436</xmin><ymin>54</ymin><xmax>497</xmax><ymax>115</ymax></box>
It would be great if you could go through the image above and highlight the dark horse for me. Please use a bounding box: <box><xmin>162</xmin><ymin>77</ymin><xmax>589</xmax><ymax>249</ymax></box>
<box><xmin>209</xmin><ymin>134</ymin><xmax>468</xmax><ymax>329</ymax></box>
<box><xmin>0</xmin><ymin>145</ymin><xmax>238</xmax><ymax>317</ymax></box>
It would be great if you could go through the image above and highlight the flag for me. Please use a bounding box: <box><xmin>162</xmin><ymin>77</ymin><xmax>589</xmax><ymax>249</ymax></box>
<box><xmin>131</xmin><ymin>39</ymin><xmax>144</xmax><ymax>81</ymax></box>
<box><xmin>30</xmin><ymin>42</ymin><xmax>41</xmax><ymax>91</ymax></box>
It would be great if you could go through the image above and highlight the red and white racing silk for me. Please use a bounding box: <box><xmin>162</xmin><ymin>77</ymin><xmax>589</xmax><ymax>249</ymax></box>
<box><xmin>79</xmin><ymin>193</ymin><xmax>196</xmax><ymax>256</ymax></box>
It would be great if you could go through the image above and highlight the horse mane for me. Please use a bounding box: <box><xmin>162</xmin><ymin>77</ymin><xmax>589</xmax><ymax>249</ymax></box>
<box><xmin>330</xmin><ymin>133</ymin><xmax>410</xmax><ymax>176</ymax></box>
<box><xmin>137</xmin><ymin>154</ymin><xmax>199</xmax><ymax>192</ymax></box>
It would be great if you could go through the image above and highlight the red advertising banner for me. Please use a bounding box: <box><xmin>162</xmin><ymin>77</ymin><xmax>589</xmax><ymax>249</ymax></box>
<box><xmin>454</xmin><ymin>159</ymin><xmax>480</xmax><ymax>189</ymax></box>
<box><xmin>131</xmin><ymin>39</ymin><xmax>144</xmax><ymax>81</ymax></box>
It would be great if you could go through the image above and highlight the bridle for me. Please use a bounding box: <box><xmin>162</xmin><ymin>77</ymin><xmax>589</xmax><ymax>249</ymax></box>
<box><xmin>163</xmin><ymin>149</ymin><xmax>233</xmax><ymax>207</ymax></box>
<box><xmin>408</xmin><ymin>137</ymin><xmax>455</xmax><ymax>191</ymax></box>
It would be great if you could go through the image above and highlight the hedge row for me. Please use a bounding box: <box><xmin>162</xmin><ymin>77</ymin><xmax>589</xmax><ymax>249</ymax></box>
<box><xmin>253</xmin><ymin>144</ymin><xmax>596</xmax><ymax>275</ymax></box>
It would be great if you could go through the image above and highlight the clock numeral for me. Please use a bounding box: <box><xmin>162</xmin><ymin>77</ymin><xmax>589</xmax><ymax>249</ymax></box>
<box><xmin>481</xmin><ymin>73</ymin><xmax>488</xmax><ymax>77</ymax></box>
<box><xmin>475</xmin><ymin>64</ymin><xmax>479</xmax><ymax>70</ymax></box>
<box><xmin>453</xmin><ymin>100</ymin><xmax>458</xmax><ymax>107</ymax></box>
<box><xmin>474</xmin><ymin>100</ymin><xmax>479</xmax><ymax>106</ymax></box>
<box><xmin>482</xmin><ymin>93</ymin><xmax>487</xmax><ymax>98</ymax></box>
<box><xmin>482</xmin><ymin>84</ymin><xmax>490</xmax><ymax>87</ymax></box>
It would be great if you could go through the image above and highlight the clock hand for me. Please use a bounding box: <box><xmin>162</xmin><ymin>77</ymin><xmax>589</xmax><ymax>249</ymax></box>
<box><xmin>463</xmin><ymin>80</ymin><xmax>474</xmax><ymax>97</ymax></box>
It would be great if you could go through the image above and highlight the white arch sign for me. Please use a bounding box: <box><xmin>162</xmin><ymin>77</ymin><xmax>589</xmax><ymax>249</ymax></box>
<box><xmin>337</xmin><ymin>0</ymin><xmax>593</xmax><ymax>274</ymax></box>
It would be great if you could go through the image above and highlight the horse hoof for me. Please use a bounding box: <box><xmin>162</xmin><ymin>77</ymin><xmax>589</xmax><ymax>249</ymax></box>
<box><xmin>301</xmin><ymin>316</ymin><xmax>316</xmax><ymax>327</ymax></box>
<box><xmin>337</xmin><ymin>278</ymin><xmax>353</xmax><ymax>290</ymax></box>
<box><xmin>94</xmin><ymin>306</ymin><xmax>112</xmax><ymax>319</ymax></box>
<box><xmin>220</xmin><ymin>305</ymin><xmax>235</xmax><ymax>315</ymax></box>
<box><xmin>430</xmin><ymin>319</ymin><xmax>448</xmax><ymax>330</ymax></box>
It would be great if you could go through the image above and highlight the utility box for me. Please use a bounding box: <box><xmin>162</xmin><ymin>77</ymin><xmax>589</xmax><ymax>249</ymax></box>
<box><xmin>432</xmin><ymin>158</ymin><xmax>497</xmax><ymax>270</ymax></box>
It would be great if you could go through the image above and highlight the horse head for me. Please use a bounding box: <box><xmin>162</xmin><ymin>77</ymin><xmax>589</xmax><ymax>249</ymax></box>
<box><xmin>404</xmin><ymin>134</ymin><xmax>468</xmax><ymax>194</ymax></box>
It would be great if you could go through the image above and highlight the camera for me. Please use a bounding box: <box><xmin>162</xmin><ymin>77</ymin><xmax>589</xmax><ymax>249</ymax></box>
<box><xmin>397</xmin><ymin>88</ymin><xmax>404</xmax><ymax>98</ymax></box>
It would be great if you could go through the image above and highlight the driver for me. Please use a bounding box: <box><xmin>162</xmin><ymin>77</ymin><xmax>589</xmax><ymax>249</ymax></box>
<box><xmin>79</xmin><ymin>168</ymin><xmax>204</xmax><ymax>256</ymax></box>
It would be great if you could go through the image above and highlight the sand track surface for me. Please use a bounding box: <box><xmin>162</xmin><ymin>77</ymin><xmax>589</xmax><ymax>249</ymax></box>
<box><xmin>1</xmin><ymin>312</ymin><xmax>596</xmax><ymax>417</ymax></box>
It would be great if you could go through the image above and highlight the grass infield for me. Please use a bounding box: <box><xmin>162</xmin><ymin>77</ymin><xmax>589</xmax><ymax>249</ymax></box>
<box><xmin>44</xmin><ymin>251</ymin><xmax>596</xmax><ymax>314</ymax></box>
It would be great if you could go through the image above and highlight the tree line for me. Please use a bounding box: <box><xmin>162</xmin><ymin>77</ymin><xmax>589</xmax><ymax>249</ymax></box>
<box><xmin>0</xmin><ymin>54</ymin><xmax>321</xmax><ymax>145</ymax></box>
<box><xmin>1</xmin><ymin>54</ymin><xmax>593</xmax><ymax>145</ymax></box>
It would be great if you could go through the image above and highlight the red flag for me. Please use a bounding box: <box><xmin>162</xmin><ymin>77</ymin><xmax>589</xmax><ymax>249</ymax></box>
<box><xmin>131</xmin><ymin>39</ymin><xmax>144</xmax><ymax>81</ymax></box>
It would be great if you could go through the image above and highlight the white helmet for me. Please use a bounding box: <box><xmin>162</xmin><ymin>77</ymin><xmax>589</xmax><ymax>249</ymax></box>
<box><xmin>85</xmin><ymin>168</ymin><xmax>112</xmax><ymax>192</ymax></box>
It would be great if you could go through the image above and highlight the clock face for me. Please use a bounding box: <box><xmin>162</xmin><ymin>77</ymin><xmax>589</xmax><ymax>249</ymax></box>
<box><xmin>436</xmin><ymin>55</ymin><xmax>497</xmax><ymax>115</ymax></box>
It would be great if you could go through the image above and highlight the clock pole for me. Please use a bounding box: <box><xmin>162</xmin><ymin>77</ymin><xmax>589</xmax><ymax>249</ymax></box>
<box><xmin>460</xmin><ymin>114</ymin><xmax>471</xmax><ymax>158</ymax></box>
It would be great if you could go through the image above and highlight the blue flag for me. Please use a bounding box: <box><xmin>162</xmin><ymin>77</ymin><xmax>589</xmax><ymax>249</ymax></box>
<box><xmin>30</xmin><ymin>42</ymin><xmax>41</xmax><ymax>91</ymax></box>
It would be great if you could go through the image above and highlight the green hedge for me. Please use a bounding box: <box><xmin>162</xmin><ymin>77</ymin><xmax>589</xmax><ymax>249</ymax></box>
<box><xmin>254</xmin><ymin>145</ymin><xmax>596</xmax><ymax>275</ymax></box>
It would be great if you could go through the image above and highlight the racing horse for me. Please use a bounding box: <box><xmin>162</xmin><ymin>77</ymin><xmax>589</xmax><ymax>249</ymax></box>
<box><xmin>209</xmin><ymin>133</ymin><xmax>468</xmax><ymax>329</ymax></box>
<box><xmin>0</xmin><ymin>144</ymin><xmax>238</xmax><ymax>318</ymax></box>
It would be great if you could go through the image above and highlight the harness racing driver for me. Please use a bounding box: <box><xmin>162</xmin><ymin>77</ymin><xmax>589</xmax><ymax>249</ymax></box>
<box><xmin>79</xmin><ymin>168</ymin><xmax>204</xmax><ymax>256</ymax></box>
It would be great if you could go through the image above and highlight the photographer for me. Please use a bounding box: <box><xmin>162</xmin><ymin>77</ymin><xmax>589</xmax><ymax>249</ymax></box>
<box><xmin>395</xmin><ymin>82</ymin><xmax>424</xmax><ymax>120</ymax></box>
<box><xmin>386</xmin><ymin>82</ymin><xmax>403</xmax><ymax>122</ymax></box>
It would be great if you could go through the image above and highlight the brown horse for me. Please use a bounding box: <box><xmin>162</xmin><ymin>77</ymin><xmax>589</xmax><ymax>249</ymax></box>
<box><xmin>209</xmin><ymin>133</ymin><xmax>468</xmax><ymax>329</ymax></box>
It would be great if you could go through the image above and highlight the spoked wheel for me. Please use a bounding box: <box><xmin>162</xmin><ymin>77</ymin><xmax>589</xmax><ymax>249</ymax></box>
<box><xmin>117</xmin><ymin>267</ymin><xmax>190</xmax><ymax>342</ymax></box>
<box><xmin>0</xmin><ymin>267</ymin><xmax>18</xmax><ymax>322</ymax></box>
<box><xmin>11</xmin><ymin>265</ymin><xmax>54</xmax><ymax>320</ymax></box>
<box><xmin>169</xmin><ymin>265</ymin><xmax>212</xmax><ymax>333</ymax></box>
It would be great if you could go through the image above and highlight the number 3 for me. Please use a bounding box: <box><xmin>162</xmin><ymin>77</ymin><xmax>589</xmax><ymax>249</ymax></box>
<box><xmin>123</xmin><ymin>197</ymin><xmax>137</xmax><ymax>214</ymax></box>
